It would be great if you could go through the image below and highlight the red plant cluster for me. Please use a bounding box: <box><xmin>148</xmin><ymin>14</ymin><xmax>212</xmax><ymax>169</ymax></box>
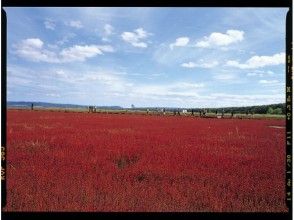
<box><xmin>5</xmin><ymin>110</ymin><xmax>287</xmax><ymax>212</ymax></box>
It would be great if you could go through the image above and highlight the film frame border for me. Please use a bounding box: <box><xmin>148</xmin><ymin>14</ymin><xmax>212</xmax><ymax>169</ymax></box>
<box><xmin>1</xmin><ymin>0</ymin><xmax>292</xmax><ymax>219</ymax></box>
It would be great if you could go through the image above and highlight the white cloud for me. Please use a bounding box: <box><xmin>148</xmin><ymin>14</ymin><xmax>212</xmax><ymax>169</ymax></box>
<box><xmin>55</xmin><ymin>70</ymin><xmax>67</xmax><ymax>76</ymax></box>
<box><xmin>102</xmin><ymin>24</ymin><xmax>114</xmax><ymax>42</ymax></box>
<box><xmin>181</xmin><ymin>60</ymin><xmax>218</xmax><ymax>68</ymax></box>
<box><xmin>104</xmin><ymin>24</ymin><xmax>114</xmax><ymax>36</ymax></box>
<box><xmin>213</xmin><ymin>73</ymin><xmax>236</xmax><ymax>80</ymax></box>
<box><xmin>227</xmin><ymin>52</ymin><xmax>285</xmax><ymax>69</ymax></box>
<box><xmin>259</xmin><ymin>79</ymin><xmax>279</xmax><ymax>84</ymax></box>
<box><xmin>247</xmin><ymin>70</ymin><xmax>276</xmax><ymax>77</ymax></box>
<box><xmin>169</xmin><ymin>37</ymin><xmax>190</xmax><ymax>49</ymax></box>
<box><xmin>14</xmin><ymin>38</ymin><xmax>58</xmax><ymax>63</ymax></box>
<box><xmin>131</xmin><ymin>82</ymin><xmax>204</xmax><ymax>98</ymax></box>
<box><xmin>46</xmin><ymin>93</ymin><xmax>61</xmax><ymax>97</ymax></box>
<box><xmin>56</xmin><ymin>33</ymin><xmax>76</xmax><ymax>46</ymax></box>
<box><xmin>44</xmin><ymin>19</ymin><xmax>56</xmax><ymax>30</ymax></box>
<box><xmin>202</xmin><ymin>93</ymin><xmax>284</xmax><ymax>107</ymax></box>
<box><xmin>14</xmin><ymin>38</ymin><xmax>114</xmax><ymax>63</ymax></box>
<box><xmin>59</xmin><ymin>45</ymin><xmax>103</xmax><ymax>61</ymax></box>
<box><xmin>22</xmin><ymin>38</ymin><xmax>44</xmax><ymax>48</ymax></box>
<box><xmin>66</xmin><ymin>20</ymin><xmax>83</xmax><ymax>29</ymax></box>
<box><xmin>121</xmin><ymin>28</ymin><xmax>152</xmax><ymax>48</ymax></box>
<box><xmin>247</xmin><ymin>72</ymin><xmax>259</xmax><ymax>76</ymax></box>
<box><xmin>60</xmin><ymin>45</ymin><xmax>114</xmax><ymax>62</ymax></box>
<box><xmin>8</xmin><ymin>63</ymin><xmax>284</xmax><ymax>108</ymax></box>
<box><xmin>195</xmin><ymin>30</ymin><xmax>244</xmax><ymax>48</ymax></box>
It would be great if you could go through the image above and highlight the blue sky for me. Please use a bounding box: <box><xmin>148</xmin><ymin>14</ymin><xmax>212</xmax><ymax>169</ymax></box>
<box><xmin>5</xmin><ymin>7</ymin><xmax>288</xmax><ymax>108</ymax></box>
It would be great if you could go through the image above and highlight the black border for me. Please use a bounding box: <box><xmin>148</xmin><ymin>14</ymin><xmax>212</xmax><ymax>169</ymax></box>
<box><xmin>1</xmin><ymin>0</ymin><xmax>291</xmax><ymax>7</ymax></box>
<box><xmin>285</xmin><ymin>7</ymin><xmax>293</xmax><ymax>216</ymax></box>
<box><xmin>1</xmin><ymin>8</ymin><xmax>7</xmax><ymax>209</ymax></box>
<box><xmin>1</xmin><ymin>0</ymin><xmax>292</xmax><ymax>220</ymax></box>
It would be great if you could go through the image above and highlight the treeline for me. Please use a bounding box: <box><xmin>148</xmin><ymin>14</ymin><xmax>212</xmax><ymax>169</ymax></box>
<box><xmin>134</xmin><ymin>103</ymin><xmax>286</xmax><ymax>115</ymax></box>
<box><xmin>190</xmin><ymin>103</ymin><xmax>285</xmax><ymax>115</ymax></box>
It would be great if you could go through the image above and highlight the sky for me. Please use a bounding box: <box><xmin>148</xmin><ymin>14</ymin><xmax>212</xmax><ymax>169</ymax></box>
<box><xmin>5</xmin><ymin>7</ymin><xmax>288</xmax><ymax>108</ymax></box>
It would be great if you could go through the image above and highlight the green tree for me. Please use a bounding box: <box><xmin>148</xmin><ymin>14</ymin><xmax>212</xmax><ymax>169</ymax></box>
<box><xmin>267</xmin><ymin>107</ymin><xmax>274</xmax><ymax>114</ymax></box>
<box><xmin>273</xmin><ymin>108</ymin><xmax>282</xmax><ymax>115</ymax></box>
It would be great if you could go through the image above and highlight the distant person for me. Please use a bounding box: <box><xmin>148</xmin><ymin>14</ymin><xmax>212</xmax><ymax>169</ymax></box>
<box><xmin>231</xmin><ymin>112</ymin><xmax>234</xmax><ymax>118</ymax></box>
<box><xmin>216</xmin><ymin>110</ymin><xmax>218</xmax><ymax>115</ymax></box>
<box><xmin>203</xmin><ymin>110</ymin><xmax>206</xmax><ymax>117</ymax></box>
<box><xmin>89</xmin><ymin>106</ymin><xmax>93</xmax><ymax>113</ymax></box>
<box><xmin>31</xmin><ymin>103</ymin><xmax>34</xmax><ymax>110</ymax></box>
<box><xmin>191</xmin><ymin>109</ymin><xmax>194</xmax><ymax>116</ymax></box>
<box><xmin>177</xmin><ymin>108</ymin><xmax>180</xmax><ymax>115</ymax></box>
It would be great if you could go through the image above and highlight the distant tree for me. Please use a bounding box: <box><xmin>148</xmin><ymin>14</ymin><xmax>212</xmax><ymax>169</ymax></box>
<box><xmin>131</xmin><ymin>104</ymin><xmax>135</xmax><ymax>108</ymax></box>
<box><xmin>267</xmin><ymin>107</ymin><xmax>274</xmax><ymax>114</ymax></box>
<box><xmin>273</xmin><ymin>108</ymin><xmax>283</xmax><ymax>115</ymax></box>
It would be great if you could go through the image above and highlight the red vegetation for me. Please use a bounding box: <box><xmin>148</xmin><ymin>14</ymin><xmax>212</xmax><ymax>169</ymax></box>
<box><xmin>5</xmin><ymin>110</ymin><xmax>287</xmax><ymax>212</ymax></box>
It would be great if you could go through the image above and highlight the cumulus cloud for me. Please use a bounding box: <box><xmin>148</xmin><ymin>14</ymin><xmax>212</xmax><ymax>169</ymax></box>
<box><xmin>169</xmin><ymin>37</ymin><xmax>190</xmax><ymax>49</ymax></box>
<box><xmin>44</xmin><ymin>19</ymin><xmax>56</xmax><ymax>30</ymax></box>
<box><xmin>14</xmin><ymin>38</ymin><xmax>58</xmax><ymax>63</ymax></box>
<box><xmin>195</xmin><ymin>30</ymin><xmax>244</xmax><ymax>48</ymax></box>
<box><xmin>60</xmin><ymin>45</ymin><xmax>114</xmax><ymax>62</ymax></box>
<box><xmin>66</xmin><ymin>20</ymin><xmax>83</xmax><ymax>29</ymax></box>
<box><xmin>14</xmin><ymin>38</ymin><xmax>114</xmax><ymax>63</ymax></box>
<box><xmin>121</xmin><ymin>28</ymin><xmax>152</xmax><ymax>48</ymax></box>
<box><xmin>226</xmin><ymin>52</ymin><xmax>285</xmax><ymax>69</ymax></box>
<box><xmin>181</xmin><ymin>60</ymin><xmax>218</xmax><ymax>68</ymax></box>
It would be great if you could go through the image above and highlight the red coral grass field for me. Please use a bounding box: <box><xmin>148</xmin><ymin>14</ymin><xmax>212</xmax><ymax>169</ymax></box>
<box><xmin>4</xmin><ymin>109</ymin><xmax>287</xmax><ymax>212</ymax></box>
